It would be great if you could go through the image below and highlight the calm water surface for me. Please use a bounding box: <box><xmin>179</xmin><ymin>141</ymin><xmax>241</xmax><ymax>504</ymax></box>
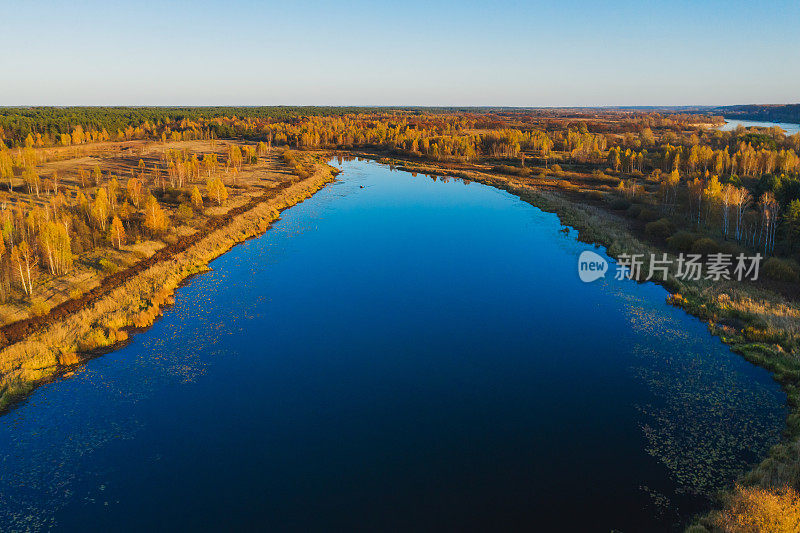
<box><xmin>0</xmin><ymin>159</ymin><xmax>786</xmax><ymax>531</ymax></box>
<box><xmin>719</xmin><ymin>118</ymin><xmax>800</xmax><ymax>135</ymax></box>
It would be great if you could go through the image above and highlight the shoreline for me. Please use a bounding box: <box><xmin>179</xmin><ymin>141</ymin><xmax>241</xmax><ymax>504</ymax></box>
<box><xmin>0</xmin><ymin>163</ymin><xmax>337</xmax><ymax>413</ymax></box>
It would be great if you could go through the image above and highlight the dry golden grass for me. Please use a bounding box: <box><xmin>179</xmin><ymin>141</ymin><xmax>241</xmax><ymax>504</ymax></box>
<box><xmin>713</xmin><ymin>485</ymin><xmax>800</xmax><ymax>533</ymax></box>
<box><xmin>714</xmin><ymin>289</ymin><xmax>800</xmax><ymax>336</ymax></box>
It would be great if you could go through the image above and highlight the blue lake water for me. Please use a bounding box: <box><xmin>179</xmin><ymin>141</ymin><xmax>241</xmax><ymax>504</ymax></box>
<box><xmin>0</xmin><ymin>158</ymin><xmax>787</xmax><ymax>531</ymax></box>
<box><xmin>719</xmin><ymin>118</ymin><xmax>800</xmax><ymax>135</ymax></box>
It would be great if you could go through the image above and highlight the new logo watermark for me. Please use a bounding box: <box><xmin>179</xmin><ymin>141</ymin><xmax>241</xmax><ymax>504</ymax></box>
<box><xmin>578</xmin><ymin>251</ymin><xmax>608</xmax><ymax>282</ymax></box>
<box><xmin>577</xmin><ymin>251</ymin><xmax>763</xmax><ymax>283</ymax></box>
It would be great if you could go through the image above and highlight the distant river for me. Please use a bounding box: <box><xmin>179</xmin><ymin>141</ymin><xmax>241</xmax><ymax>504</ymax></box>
<box><xmin>720</xmin><ymin>118</ymin><xmax>800</xmax><ymax>135</ymax></box>
<box><xmin>0</xmin><ymin>159</ymin><xmax>786</xmax><ymax>531</ymax></box>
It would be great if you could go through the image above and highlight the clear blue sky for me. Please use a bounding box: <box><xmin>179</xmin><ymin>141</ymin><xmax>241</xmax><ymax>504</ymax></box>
<box><xmin>2</xmin><ymin>0</ymin><xmax>798</xmax><ymax>106</ymax></box>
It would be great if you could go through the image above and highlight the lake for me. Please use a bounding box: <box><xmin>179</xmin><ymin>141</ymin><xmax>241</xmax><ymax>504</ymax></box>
<box><xmin>0</xmin><ymin>158</ymin><xmax>786</xmax><ymax>531</ymax></box>
<box><xmin>719</xmin><ymin>118</ymin><xmax>800</xmax><ymax>135</ymax></box>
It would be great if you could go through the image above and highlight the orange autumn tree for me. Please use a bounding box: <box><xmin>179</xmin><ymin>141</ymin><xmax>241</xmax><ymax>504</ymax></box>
<box><xmin>143</xmin><ymin>194</ymin><xmax>168</xmax><ymax>234</ymax></box>
<box><xmin>108</xmin><ymin>216</ymin><xmax>125</xmax><ymax>249</ymax></box>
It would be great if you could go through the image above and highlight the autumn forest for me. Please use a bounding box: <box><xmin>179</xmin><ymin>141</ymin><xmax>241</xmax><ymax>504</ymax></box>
<box><xmin>2</xmin><ymin>107</ymin><xmax>800</xmax><ymax>319</ymax></box>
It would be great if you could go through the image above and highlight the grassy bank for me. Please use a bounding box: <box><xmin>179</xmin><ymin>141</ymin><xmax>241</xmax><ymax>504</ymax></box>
<box><xmin>0</xmin><ymin>163</ymin><xmax>337</xmax><ymax>413</ymax></box>
<box><xmin>351</xmin><ymin>152</ymin><xmax>800</xmax><ymax>531</ymax></box>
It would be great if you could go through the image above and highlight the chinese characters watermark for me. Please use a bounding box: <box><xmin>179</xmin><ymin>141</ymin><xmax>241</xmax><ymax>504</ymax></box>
<box><xmin>578</xmin><ymin>251</ymin><xmax>762</xmax><ymax>283</ymax></box>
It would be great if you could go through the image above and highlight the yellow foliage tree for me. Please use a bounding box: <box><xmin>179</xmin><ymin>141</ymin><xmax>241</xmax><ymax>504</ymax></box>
<box><xmin>190</xmin><ymin>186</ymin><xmax>204</xmax><ymax>210</ymax></box>
<box><xmin>228</xmin><ymin>145</ymin><xmax>243</xmax><ymax>170</ymax></box>
<box><xmin>10</xmin><ymin>242</ymin><xmax>36</xmax><ymax>296</ymax></box>
<box><xmin>127</xmin><ymin>177</ymin><xmax>143</xmax><ymax>208</ymax></box>
<box><xmin>143</xmin><ymin>195</ymin><xmax>168</xmax><ymax>235</ymax></box>
<box><xmin>38</xmin><ymin>221</ymin><xmax>72</xmax><ymax>276</ymax></box>
<box><xmin>109</xmin><ymin>216</ymin><xmax>125</xmax><ymax>249</ymax></box>
<box><xmin>22</xmin><ymin>168</ymin><xmax>41</xmax><ymax>197</ymax></box>
<box><xmin>206</xmin><ymin>177</ymin><xmax>228</xmax><ymax>205</ymax></box>
<box><xmin>92</xmin><ymin>188</ymin><xmax>110</xmax><ymax>230</ymax></box>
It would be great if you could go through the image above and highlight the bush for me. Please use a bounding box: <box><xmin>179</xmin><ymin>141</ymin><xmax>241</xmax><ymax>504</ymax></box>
<box><xmin>176</xmin><ymin>203</ymin><xmax>194</xmax><ymax>223</ymax></box>
<box><xmin>714</xmin><ymin>485</ymin><xmax>800</xmax><ymax>533</ymax></box>
<box><xmin>30</xmin><ymin>299</ymin><xmax>51</xmax><ymax>317</ymax></box>
<box><xmin>494</xmin><ymin>165</ymin><xmax>531</xmax><ymax>177</ymax></box>
<box><xmin>551</xmin><ymin>164</ymin><xmax>562</xmax><ymax>173</ymax></box>
<box><xmin>720</xmin><ymin>241</ymin><xmax>746</xmax><ymax>256</ymax></box>
<box><xmin>98</xmin><ymin>258</ymin><xmax>118</xmax><ymax>274</ymax></box>
<box><xmin>283</xmin><ymin>150</ymin><xmax>298</xmax><ymax>166</ymax></box>
<box><xmin>667</xmin><ymin>231</ymin><xmax>697</xmax><ymax>252</ymax></box>
<box><xmin>293</xmin><ymin>165</ymin><xmax>312</xmax><ymax>179</ymax></box>
<box><xmin>626</xmin><ymin>204</ymin><xmax>642</xmax><ymax>218</ymax></box>
<box><xmin>645</xmin><ymin>218</ymin><xmax>674</xmax><ymax>242</ymax></box>
<box><xmin>585</xmin><ymin>190</ymin><xmax>605</xmax><ymax>201</ymax></box>
<box><xmin>692</xmin><ymin>237</ymin><xmax>720</xmax><ymax>255</ymax></box>
<box><xmin>160</xmin><ymin>188</ymin><xmax>182</xmax><ymax>204</ymax></box>
<box><xmin>763</xmin><ymin>257</ymin><xmax>799</xmax><ymax>282</ymax></box>
<box><xmin>77</xmin><ymin>327</ymin><xmax>112</xmax><ymax>352</ymax></box>
<box><xmin>609</xmin><ymin>198</ymin><xmax>630</xmax><ymax>210</ymax></box>
<box><xmin>637</xmin><ymin>207</ymin><xmax>659</xmax><ymax>222</ymax></box>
